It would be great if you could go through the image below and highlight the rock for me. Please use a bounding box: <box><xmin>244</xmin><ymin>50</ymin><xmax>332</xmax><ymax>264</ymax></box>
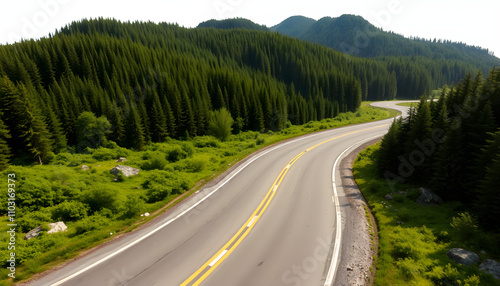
<box><xmin>81</xmin><ymin>165</ymin><xmax>90</xmax><ymax>171</ymax></box>
<box><xmin>47</xmin><ymin>221</ymin><xmax>67</xmax><ymax>234</ymax></box>
<box><xmin>480</xmin><ymin>259</ymin><xmax>500</xmax><ymax>279</ymax></box>
<box><xmin>385</xmin><ymin>194</ymin><xmax>393</xmax><ymax>201</ymax></box>
<box><xmin>110</xmin><ymin>165</ymin><xmax>140</xmax><ymax>177</ymax></box>
<box><xmin>115</xmin><ymin>157</ymin><xmax>127</xmax><ymax>162</ymax></box>
<box><xmin>416</xmin><ymin>188</ymin><xmax>443</xmax><ymax>206</ymax></box>
<box><xmin>447</xmin><ymin>248</ymin><xmax>479</xmax><ymax>266</ymax></box>
<box><xmin>24</xmin><ymin>226</ymin><xmax>43</xmax><ymax>240</ymax></box>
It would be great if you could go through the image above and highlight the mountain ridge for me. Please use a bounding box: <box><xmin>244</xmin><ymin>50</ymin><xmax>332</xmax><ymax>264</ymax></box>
<box><xmin>200</xmin><ymin>15</ymin><xmax>499</xmax><ymax>72</ymax></box>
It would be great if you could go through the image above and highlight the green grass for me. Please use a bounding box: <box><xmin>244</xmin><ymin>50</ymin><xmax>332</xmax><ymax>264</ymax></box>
<box><xmin>0</xmin><ymin>103</ymin><xmax>399</xmax><ymax>285</ymax></box>
<box><xmin>353</xmin><ymin>143</ymin><xmax>500</xmax><ymax>286</ymax></box>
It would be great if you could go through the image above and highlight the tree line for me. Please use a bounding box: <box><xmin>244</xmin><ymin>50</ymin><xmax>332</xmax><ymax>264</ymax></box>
<box><xmin>377</xmin><ymin>68</ymin><xmax>500</xmax><ymax>230</ymax></box>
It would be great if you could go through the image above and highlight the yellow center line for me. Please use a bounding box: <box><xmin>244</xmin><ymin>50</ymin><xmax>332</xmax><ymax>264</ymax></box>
<box><xmin>181</xmin><ymin>124</ymin><xmax>387</xmax><ymax>286</ymax></box>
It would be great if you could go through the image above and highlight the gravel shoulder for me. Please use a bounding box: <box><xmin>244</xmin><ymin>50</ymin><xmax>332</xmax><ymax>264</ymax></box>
<box><xmin>334</xmin><ymin>138</ymin><xmax>381</xmax><ymax>286</ymax></box>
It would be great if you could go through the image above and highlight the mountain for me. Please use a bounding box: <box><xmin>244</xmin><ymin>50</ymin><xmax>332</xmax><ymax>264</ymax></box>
<box><xmin>270</xmin><ymin>16</ymin><xmax>315</xmax><ymax>38</ymax></box>
<box><xmin>271</xmin><ymin>15</ymin><xmax>500</xmax><ymax>71</ymax></box>
<box><xmin>197</xmin><ymin>18</ymin><xmax>269</xmax><ymax>31</ymax></box>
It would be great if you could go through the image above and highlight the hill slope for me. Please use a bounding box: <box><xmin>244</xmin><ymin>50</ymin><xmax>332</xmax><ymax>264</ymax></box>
<box><xmin>271</xmin><ymin>14</ymin><xmax>500</xmax><ymax>71</ymax></box>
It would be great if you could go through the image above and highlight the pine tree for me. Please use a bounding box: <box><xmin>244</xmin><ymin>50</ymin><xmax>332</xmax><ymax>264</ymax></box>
<box><xmin>0</xmin><ymin>114</ymin><xmax>11</xmax><ymax>170</ymax></box>
<box><xmin>125</xmin><ymin>104</ymin><xmax>145</xmax><ymax>150</ymax></box>
<box><xmin>475</xmin><ymin>130</ymin><xmax>500</xmax><ymax>230</ymax></box>
<box><xmin>377</xmin><ymin>118</ymin><xmax>402</xmax><ymax>176</ymax></box>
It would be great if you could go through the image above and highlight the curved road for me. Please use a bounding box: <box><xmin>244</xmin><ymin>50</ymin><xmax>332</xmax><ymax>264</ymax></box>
<box><xmin>32</xmin><ymin>101</ymin><xmax>410</xmax><ymax>286</ymax></box>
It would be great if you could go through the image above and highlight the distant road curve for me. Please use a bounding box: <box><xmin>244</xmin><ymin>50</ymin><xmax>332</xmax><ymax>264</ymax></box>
<box><xmin>31</xmin><ymin>101</ymin><xmax>411</xmax><ymax>286</ymax></box>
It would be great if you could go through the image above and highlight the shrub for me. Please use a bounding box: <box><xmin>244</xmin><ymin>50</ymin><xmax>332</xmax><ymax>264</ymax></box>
<box><xmin>208</xmin><ymin>108</ymin><xmax>234</xmax><ymax>141</ymax></box>
<box><xmin>256</xmin><ymin>137</ymin><xmax>266</xmax><ymax>145</ymax></box>
<box><xmin>16</xmin><ymin>179</ymin><xmax>55</xmax><ymax>211</ymax></box>
<box><xmin>141</xmin><ymin>156</ymin><xmax>167</xmax><ymax>170</ymax></box>
<box><xmin>91</xmin><ymin>148</ymin><xmax>115</xmax><ymax>161</ymax></box>
<box><xmin>193</xmin><ymin>136</ymin><xmax>220</xmax><ymax>148</ymax></box>
<box><xmin>167</xmin><ymin>146</ymin><xmax>188</xmax><ymax>162</ymax></box>
<box><xmin>142</xmin><ymin>171</ymin><xmax>174</xmax><ymax>202</ymax></box>
<box><xmin>80</xmin><ymin>186</ymin><xmax>119</xmax><ymax>213</ymax></box>
<box><xmin>123</xmin><ymin>194</ymin><xmax>146</xmax><ymax>218</ymax></box>
<box><xmin>181</xmin><ymin>142</ymin><xmax>195</xmax><ymax>157</ymax></box>
<box><xmin>52</xmin><ymin>201</ymin><xmax>88</xmax><ymax>221</ymax></box>
<box><xmin>397</xmin><ymin>258</ymin><xmax>423</xmax><ymax>279</ymax></box>
<box><xmin>17</xmin><ymin>210</ymin><xmax>52</xmax><ymax>233</ymax></box>
<box><xmin>74</xmin><ymin>214</ymin><xmax>110</xmax><ymax>235</ymax></box>
<box><xmin>185</xmin><ymin>157</ymin><xmax>206</xmax><ymax>173</ymax></box>
<box><xmin>450</xmin><ymin>212</ymin><xmax>478</xmax><ymax>240</ymax></box>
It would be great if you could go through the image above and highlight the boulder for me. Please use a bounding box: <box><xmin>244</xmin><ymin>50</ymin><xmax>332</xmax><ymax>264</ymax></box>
<box><xmin>24</xmin><ymin>226</ymin><xmax>43</xmax><ymax>240</ymax></box>
<box><xmin>47</xmin><ymin>221</ymin><xmax>67</xmax><ymax>234</ymax></box>
<box><xmin>385</xmin><ymin>194</ymin><xmax>393</xmax><ymax>201</ymax></box>
<box><xmin>416</xmin><ymin>188</ymin><xmax>443</xmax><ymax>206</ymax></box>
<box><xmin>115</xmin><ymin>157</ymin><xmax>127</xmax><ymax>163</ymax></box>
<box><xmin>110</xmin><ymin>165</ymin><xmax>140</xmax><ymax>177</ymax></box>
<box><xmin>81</xmin><ymin>165</ymin><xmax>90</xmax><ymax>171</ymax></box>
<box><xmin>480</xmin><ymin>259</ymin><xmax>500</xmax><ymax>279</ymax></box>
<box><xmin>447</xmin><ymin>248</ymin><xmax>479</xmax><ymax>266</ymax></box>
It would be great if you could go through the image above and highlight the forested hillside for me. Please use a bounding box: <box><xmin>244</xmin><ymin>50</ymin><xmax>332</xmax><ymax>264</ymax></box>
<box><xmin>0</xmin><ymin>18</ymin><xmax>397</xmax><ymax>165</ymax></box>
<box><xmin>0</xmin><ymin>18</ymin><xmax>494</xmax><ymax>166</ymax></box>
<box><xmin>378</xmin><ymin>68</ymin><xmax>500</xmax><ymax>230</ymax></box>
<box><xmin>198</xmin><ymin>16</ymin><xmax>497</xmax><ymax>99</ymax></box>
<box><xmin>271</xmin><ymin>15</ymin><xmax>500</xmax><ymax>71</ymax></box>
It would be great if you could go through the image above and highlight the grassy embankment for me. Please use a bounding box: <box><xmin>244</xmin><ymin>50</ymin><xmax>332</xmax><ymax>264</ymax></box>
<box><xmin>353</xmin><ymin>143</ymin><xmax>500</xmax><ymax>286</ymax></box>
<box><xmin>0</xmin><ymin>103</ymin><xmax>398</xmax><ymax>285</ymax></box>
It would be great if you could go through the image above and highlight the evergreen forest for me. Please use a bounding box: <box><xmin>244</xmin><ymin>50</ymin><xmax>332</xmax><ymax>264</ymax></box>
<box><xmin>0</xmin><ymin>17</ymin><xmax>498</xmax><ymax>167</ymax></box>
<box><xmin>377</xmin><ymin>68</ymin><xmax>500</xmax><ymax>230</ymax></box>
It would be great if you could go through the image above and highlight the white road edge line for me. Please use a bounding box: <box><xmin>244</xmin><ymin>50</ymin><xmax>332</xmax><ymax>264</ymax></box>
<box><xmin>50</xmin><ymin>125</ymin><xmax>351</xmax><ymax>286</ymax></box>
<box><xmin>324</xmin><ymin>134</ymin><xmax>384</xmax><ymax>286</ymax></box>
<box><xmin>209</xmin><ymin>250</ymin><xmax>228</xmax><ymax>267</ymax></box>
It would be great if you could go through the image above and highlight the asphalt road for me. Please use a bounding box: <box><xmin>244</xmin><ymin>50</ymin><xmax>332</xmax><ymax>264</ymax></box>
<box><xmin>32</xmin><ymin>101</ymin><xmax>410</xmax><ymax>286</ymax></box>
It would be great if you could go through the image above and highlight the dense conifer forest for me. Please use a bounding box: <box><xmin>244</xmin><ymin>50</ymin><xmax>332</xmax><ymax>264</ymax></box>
<box><xmin>0</xmin><ymin>18</ymin><xmax>497</xmax><ymax>166</ymax></box>
<box><xmin>377</xmin><ymin>68</ymin><xmax>500</xmax><ymax>230</ymax></box>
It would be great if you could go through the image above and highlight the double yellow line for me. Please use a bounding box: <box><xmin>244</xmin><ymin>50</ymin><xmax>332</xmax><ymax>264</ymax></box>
<box><xmin>181</xmin><ymin>125</ymin><xmax>386</xmax><ymax>286</ymax></box>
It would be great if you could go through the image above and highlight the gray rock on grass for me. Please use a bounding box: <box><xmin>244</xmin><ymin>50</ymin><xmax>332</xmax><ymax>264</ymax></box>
<box><xmin>416</xmin><ymin>188</ymin><xmax>443</xmax><ymax>206</ymax></box>
<box><xmin>447</xmin><ymin>248</ymin><xmax>479</xmax><ymax>266</ymax></box>
<box><xmin>480</xmin><ymin>259</ymin><xmax>500</xmax><ymax>279</ymax></box>
<box><xmin>110</xmin><ymin>165</ymin><xmax>140</xmax><ymax>177</ymax></box>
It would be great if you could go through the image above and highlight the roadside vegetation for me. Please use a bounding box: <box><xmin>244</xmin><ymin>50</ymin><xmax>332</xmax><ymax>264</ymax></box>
<box><xmin>353</xmin><ymin>143</ymin><xmax>500</xmax><ymax>286</ymax></box>
<box><xmin>0</xmin><ymin>103</ymin><xmax>398</xmax><ymax>285</ymax></box>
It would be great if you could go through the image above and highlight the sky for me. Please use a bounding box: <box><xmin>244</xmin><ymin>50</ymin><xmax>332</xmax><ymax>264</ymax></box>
<box><xmin>1</xmin><ymin>0</ymin><xmax>499</xmax><ymax>57</ymax></box>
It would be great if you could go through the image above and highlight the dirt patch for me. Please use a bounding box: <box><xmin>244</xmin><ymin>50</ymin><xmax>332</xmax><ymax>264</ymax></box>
<box><xmin>334</xmin><ymin>138</ymin><xmax>381</xmax><ymax>286</ymax></box>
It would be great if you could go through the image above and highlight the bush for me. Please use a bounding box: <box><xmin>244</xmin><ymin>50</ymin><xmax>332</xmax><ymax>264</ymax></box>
<box><xmin>17</xmin><ymin>211</ymin><xmax>52</xmax><ymax>233</ymax></box>
<box><xmin>256</xmin><ymin>137</ymin><xmax>266</xmax><ymax>145</ymax></box>
<box><xmin>167</xmin><ymin>146</ymin><xmax>188</xmax><ymax>162</ymax></box>
<box><xmin>16</xmin><ymin>179</ymin><xmax>55</xmax><ymax>211</ymax></box>
<box><xmin>123</xmin><ymin>194</ymin><xmax>146</xmax><ymax>218</ymax></box>
<box><xmin>208</xmin><ymin>108</ymin><xmax>234</xmax><ymax>141</ymax></box>
<box><xmin>142</xmin><ymin>156</ymin><xmax>167</xmax><ymax>170</ymax></box>
<box><xmin>142</xmin><ymin>171</ymin><xmax>191</xmax><ymax>202</ymax></box>
<box><xmin>91</xmin><ymin>148</ymin><xmax>116</xmax><ymax>161</ymax></box>
<box><xmin>193</xmin><ymin>136</ymin><xmax>220</xmax><ymax>148</ymax></box>
<box><xmin>181</xmin><ymin>142</ymin><xmax>195</xmax><ymax>157</ymax></box>
<box><xmin>52</xmin><ymin>201</ymin><xmax>88</xmax><ymax>221</ymax></box>
<box><xmin>74</xmin><ymin>214</ymin><xmax>110</xmax><ymax>235</ymax></box>
<box><xmin>450</xmin><ymin>212</ymin><xmax>478</xmax><ymax>240</ymax></box>
<box><xmin>80</xmin><ymin>186</ymin><xmax>119</xmax><ymax>213</ymax></box>
<box><xmin>185</xmin><ymin>157</ymin><xmax>206</xmax><ymax>173</ymax></box>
